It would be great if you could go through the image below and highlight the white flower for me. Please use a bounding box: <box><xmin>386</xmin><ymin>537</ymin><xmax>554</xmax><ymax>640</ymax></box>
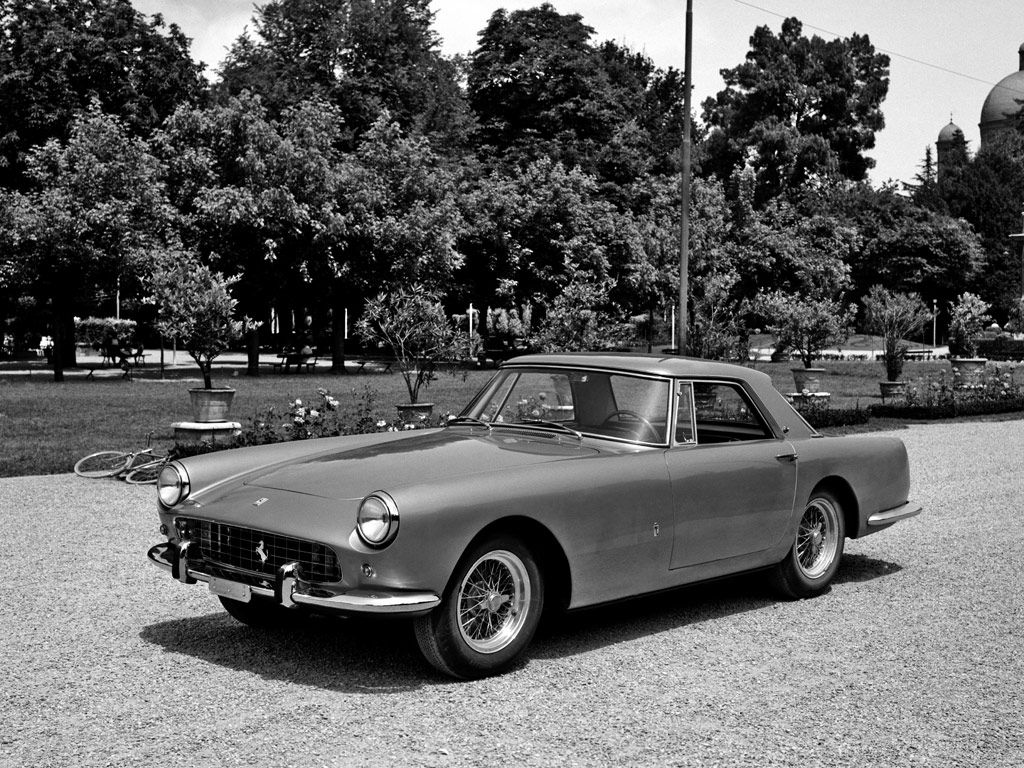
<box><xmin>326</xmin><ymin>396</ymin><xmax>339</xmax><ymax>409</ymax></box>
<box><xmin>376</xmin><ymin>419</ymin><xmax>387</xmax><ymax>428</ymax></box>
<box><xmin>310</xmin><ymin>409</ymin><xmax>319</xmax><ymax>418</ymax></box>
<box><xmin>293</xmin><ymin>416</ymin><xmax>304</xmax><ymax>425</ymax></box>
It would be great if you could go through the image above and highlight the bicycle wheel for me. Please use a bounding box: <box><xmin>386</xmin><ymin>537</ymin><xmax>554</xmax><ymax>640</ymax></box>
<box><xmin>125</xmin><ymin>459</ymin><xmax>166</xmax><ymax>485</ymax></box>
<box><xmin>74</xmin><ymin>451</ymin><xmax>132</xmax><ymax>478</ymax></box>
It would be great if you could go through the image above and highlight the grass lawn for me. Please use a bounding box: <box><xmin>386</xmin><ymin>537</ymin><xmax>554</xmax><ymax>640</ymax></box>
<box><xmin>0</xmin><ymin>356</ymin><xmax>966</xmax><ymax>478</ymax></box>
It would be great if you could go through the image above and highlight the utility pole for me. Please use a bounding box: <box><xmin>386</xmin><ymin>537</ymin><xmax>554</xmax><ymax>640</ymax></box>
<box><xmin>677</xmin><ymin>0</ymin><xmax>693</xmax><ymax>354</ymax></box>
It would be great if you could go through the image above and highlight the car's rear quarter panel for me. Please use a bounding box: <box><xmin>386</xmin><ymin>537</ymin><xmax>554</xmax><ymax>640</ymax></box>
<box><xmin>790</xmin><ymin>433</ymin><xmax>913</xmax><ymax>538</ymax></box>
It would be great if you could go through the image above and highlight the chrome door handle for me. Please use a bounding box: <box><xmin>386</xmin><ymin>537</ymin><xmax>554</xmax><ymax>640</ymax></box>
<box><xmin>775</xmin><ymin>452</ymin><xmax>798</xmax><ymax>462</ymax></box>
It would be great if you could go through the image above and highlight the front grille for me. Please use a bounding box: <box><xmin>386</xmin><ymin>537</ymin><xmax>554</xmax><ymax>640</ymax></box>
<box><xmin>178</xmin><ymin>517</ymin><xmax>342</xmax><ymax>584</ymax></box>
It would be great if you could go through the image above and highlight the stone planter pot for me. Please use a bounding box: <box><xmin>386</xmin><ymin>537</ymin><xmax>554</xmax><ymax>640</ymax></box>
<box><xmin>396</xmin><ymin>402</ymin><xmax>434</xmax><ymax>425</ymax></box>
<box><xmin>188</xmin><ymin>387</ymin><xmax>236</xmax><ymax>422</ymax></box>
<box><xmin>878</xmin><ymin>380</ymin><xmax>907</xmax><ymax>402</ymax></box>
<box><xmin>949</xmin><ymin>358</ymin><xmax>987</xmax><ymax>389</ymax></box>
<box><xmin>791</xmin><ymin>367</ymin><xmax>826</xmax><ymax>393</ymax></box>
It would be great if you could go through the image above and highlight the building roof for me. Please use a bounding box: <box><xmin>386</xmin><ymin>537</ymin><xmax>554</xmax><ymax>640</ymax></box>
<box><xmin>937</xmin><ymin>120</ymin><xmax>963</xmax><ymax>142</ymax></box>
<box><xmin>980</xmin><ymin>44</ymin><xmax>1024</xmax><ymax>129</ymax></box>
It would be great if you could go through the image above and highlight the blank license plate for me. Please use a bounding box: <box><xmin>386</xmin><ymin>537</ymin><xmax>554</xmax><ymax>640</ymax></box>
<box><xmin>209</xmin><ymin>577</ymin><xmax>251</xmax><ymax>603</ymax></box>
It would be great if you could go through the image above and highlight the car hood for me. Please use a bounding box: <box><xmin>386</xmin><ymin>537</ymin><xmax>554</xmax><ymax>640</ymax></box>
<box><xmin>242</xmin><ymin>428</ymin><xmax>600</xmax><ymax>500</ymax></box>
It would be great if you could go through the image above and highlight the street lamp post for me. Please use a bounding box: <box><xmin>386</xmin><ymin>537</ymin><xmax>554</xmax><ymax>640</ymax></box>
<box><xmin>677</xmin><ymin>0</ymin><xmax>693</xmax><ymax>354</ymax></box>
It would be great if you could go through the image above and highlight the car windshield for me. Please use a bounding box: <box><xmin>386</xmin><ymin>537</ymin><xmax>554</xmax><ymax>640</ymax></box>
<box><xmin>461</xmin><ymin>367</ymin><xmax>671</xmax><ymax>444</ymax></box>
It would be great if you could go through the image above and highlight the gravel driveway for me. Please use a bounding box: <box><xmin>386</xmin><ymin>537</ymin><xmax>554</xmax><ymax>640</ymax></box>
<box><xmin>1</xmin><ymin>418</ymin><xmax>1021</xmax><ymax>767</ymax></box>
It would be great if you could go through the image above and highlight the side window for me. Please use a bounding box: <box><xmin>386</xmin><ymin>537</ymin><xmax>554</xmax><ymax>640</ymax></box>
<box><xmin>675</xmin><ymin>382</ymin><xmax>695</xmax><ymax>444</ymax></box>
<box><xmin>692</xmin><ymin>382</ymin><xmax>773</xmax><ymax>443</ymax></box>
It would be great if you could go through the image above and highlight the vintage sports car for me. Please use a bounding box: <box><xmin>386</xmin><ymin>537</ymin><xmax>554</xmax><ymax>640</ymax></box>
<box><xmin>148</xmin><ymin>353</ymin><xmax>921</xmax><ymax>678</ymax></box>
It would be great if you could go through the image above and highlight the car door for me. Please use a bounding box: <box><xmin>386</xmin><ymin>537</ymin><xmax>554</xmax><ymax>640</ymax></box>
<box><xmin>666</xmin><ymin>380</ymin><xmax>797</xmax><ymax>569</ymax></box>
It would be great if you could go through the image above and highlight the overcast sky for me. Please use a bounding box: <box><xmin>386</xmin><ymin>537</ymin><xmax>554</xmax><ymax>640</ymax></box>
<box><xmin>131</xmin><ymin>0</ymin><xmax>1024</xmax><ymax>186</ymax></box>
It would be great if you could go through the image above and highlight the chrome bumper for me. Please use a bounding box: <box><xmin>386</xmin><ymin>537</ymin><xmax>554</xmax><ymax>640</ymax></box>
<box><xmin>147</xmin><ymin>541</ymin><xmax>440</xmax><ymax>616</ymax></box>
<box><xmin>867</xmin><ymin>501</ymin><xmax>923</xmax><ymax>527</ymax></box>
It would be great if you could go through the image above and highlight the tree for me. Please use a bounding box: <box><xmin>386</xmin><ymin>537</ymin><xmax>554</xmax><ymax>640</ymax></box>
<box><xmin>701</xmin><ymin>17</ymin><xmax>889</xmax><ymax>204</ymax></box>
<box><xmin>529</xmin><ymin>271</ymin><xmax>631</xmax><ymax>353</ymax></box>
<box><xmin>467</xmin><ymin>6</ymin><xmax>688</xmax><ymax>185</ymax></box>
<box><xmin>947</xmin><ymin>292</ymin><xmax>992</xmax><ymax>359</ymax></box>
<box><xmin>217</xmin><ymin>0</ymin><xmax>468</xmax><ymax>149</ymax></box>
<box><xmin>862</xmin><ymin>286</ymin><xmax>932</xmax><ymax>382</ymax></box>
<box><xmin>2</xmin><ymin>104</ymin><xmax>172</xmax><ymax>380</ymax></box>
<box><xmin>153</xmin><ymin>93</ymin><xmax>348</xmax><ymax>374</ymax></box>
<box><xmin>357</xmin><ymin>284</ymin><xmax>460</xmax><ymax>404</ymax></box>
<box><xmin>755</xmin><ymin>290</ymin><xmax>855</xmax><ymax>369</ymax></box>
<box><xmin>151</xmin><ymin>252</ymin><xmax>243</xmax><ymax>389</ymax></box>
<box><xmin>0</xmin><ymin>0</ymin><xmax>204</xmax><ymax>188</ymax></box>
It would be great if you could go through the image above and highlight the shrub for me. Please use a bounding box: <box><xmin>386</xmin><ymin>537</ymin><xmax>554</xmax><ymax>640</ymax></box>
<box><xmin>793</xmin><ymin>399</ymin><xmax>870</xmax><ymax>428</ymax></box>
<box><xmin>75</xmin><ymin>317</ymin><xmax>137</xmax><ymax>348</ymax></box>
<box><xmin>755</xmin><ymin>290</ymin><xmax>855</xmax><ymax>369</ymax></box>
<box><xmin>862</xmin><ymin>286</ymin><xmax>931</xmax><ymax>382</ymax></box>
<box><xmin>947</xmin><ymin>292</ymin><xmax>992</xmax><ymax>358</ymax></box>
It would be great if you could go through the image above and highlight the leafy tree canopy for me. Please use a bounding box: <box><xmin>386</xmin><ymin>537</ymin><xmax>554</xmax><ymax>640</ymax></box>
<box><xmin>701</xmin><ymin>17</ymin><xmax>889</xmax><ymax>203</ymax></box>
<box><xmin>217</xmin><ymin>0</ymin><xmax>469</xmax><ymax>149</ymax></box>
<box><xmin>0</xmin><ymin>0</ymin><xmax>205</xmax><ymax>187</ymax></box>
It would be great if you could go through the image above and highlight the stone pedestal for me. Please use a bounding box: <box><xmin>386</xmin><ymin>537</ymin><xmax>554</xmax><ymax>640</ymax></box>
<box><xmin>172</xmin><ymin>421</ymin><xmax>241</xmax><ymax>444</ymax></box>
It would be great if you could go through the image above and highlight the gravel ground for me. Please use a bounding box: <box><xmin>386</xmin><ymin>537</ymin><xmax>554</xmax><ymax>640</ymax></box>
<box><xmin>1</xmin><ymin>419</ymin><xmax>1022</xmax><ymax>767</ymax></box>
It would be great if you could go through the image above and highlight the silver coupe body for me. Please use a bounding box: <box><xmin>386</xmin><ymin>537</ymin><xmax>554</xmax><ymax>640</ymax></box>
<box><xmin>148</xmin><ymin>353</ymin><xmax>921</xmax><ymax>678</ymax></box>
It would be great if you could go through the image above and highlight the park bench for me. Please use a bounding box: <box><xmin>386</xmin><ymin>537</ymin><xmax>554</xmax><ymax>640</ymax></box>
<box><xmin>349</xmin><ymin>355</ymin><xmax>394</xmax><ymax>374</ymax></box>
<box><xmin>272</xmin><ymin>350</ymin><xmax>319</xmax><ymax>373</ymax></box>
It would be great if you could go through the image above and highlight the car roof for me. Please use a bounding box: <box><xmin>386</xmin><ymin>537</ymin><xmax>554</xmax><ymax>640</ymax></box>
<box><xmin>502</xmin><ymin>352</ymin><xmax>770</xmax><ymax>384</ymax></box>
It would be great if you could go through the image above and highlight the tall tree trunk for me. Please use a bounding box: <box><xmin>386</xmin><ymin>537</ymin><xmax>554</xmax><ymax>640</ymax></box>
<box><xmin>49</xmin><ymin>304</ymin><xmax>66</xmax><ymax>382</ymax></box>
<box><xmin>246</xmin><ymin>327</ymin><xmax>260</xmax><ymax>376</ymax></box>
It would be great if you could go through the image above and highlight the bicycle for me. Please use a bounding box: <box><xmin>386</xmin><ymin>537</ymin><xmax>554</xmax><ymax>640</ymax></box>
<box><xmin>73</xmin><ymin>431</ymin><xmax>168</xmax><ymax>484</ymax></box>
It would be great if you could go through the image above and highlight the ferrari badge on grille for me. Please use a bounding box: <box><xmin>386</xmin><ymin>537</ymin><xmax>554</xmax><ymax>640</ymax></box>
<box><xmin>255</xmin><ymin>540</ymin><xmax>270</xmax><ymax>564</ymax></box>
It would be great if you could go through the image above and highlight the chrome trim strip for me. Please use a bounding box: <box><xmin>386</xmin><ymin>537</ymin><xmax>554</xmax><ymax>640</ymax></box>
<box><xmin>147</xmin><ymin>542</ymin><xmax>440</xmax><ymax>615</ymax></box>
<box><xmin>867</xmin><ymin>501</ymin><xmax>923</xmax><ymax>527</ymax></box>
<box><xmin>290</xmin><ymin>589</ymin><xmax>441</xmax><ymax>614</ymax></box>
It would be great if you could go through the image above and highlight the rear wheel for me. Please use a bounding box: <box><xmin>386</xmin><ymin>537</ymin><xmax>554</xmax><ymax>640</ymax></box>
<box><xmin>414</xmin><ymin>536</ymin><xmax>543</xmax><ymax>679</ymax></box>
<box><xmin>219</xmin><ymin>596</ymin><xmax>298</xmax><ymax>628</ymax></box>
<box><xmin>772</xmin><ymin>490</ymin><xmax>846</xmax><ymax>599</ymax></box>
<box><xmin>74</xmin><ymin>451</ymin><xmax>131</xmax><ymax>478</ymax></box>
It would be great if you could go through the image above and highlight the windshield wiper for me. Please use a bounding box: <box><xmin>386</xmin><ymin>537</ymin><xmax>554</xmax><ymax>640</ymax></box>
<box><xmin>445</xmin><ymin>415</ymin><xmax>492</xmax><ymax>431</ymax></box>
<box><xmin>514</xmin><ymin>419</ymin><xmax>583</xmax><ymax>441</ymax></box>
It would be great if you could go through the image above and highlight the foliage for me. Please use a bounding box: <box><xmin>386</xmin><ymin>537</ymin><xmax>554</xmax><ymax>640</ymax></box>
<box><xmin>935</xmin><ymin>131</ymin><xmax>1024</xmax><ymax>316</ymax></box>
<box><xmin>792</xmin><ymin>399</ymin><xmax>870</xmax><ymax>429</ymax></box>
<box><xmin>467</xmin><ymin>4</ymin><xmax>687</xmax><ymax>181</ymax></box>
<box><xmin>529</xmin><ymin>273</ymin><xmax>632</xmax><ymax>353</ymax></box>
<box><xmin>870</xmin><ymin>366</ymin><xmax>1024</xmax><ymax>419</ymax></box>
<box><xmin>977</xmin><ymin>336</ymin><xmax>1024</xmax><ymax>361</ymax></box>
<box><xmin>862</xmin><ymin>287</ymin><xmax>932</xmax><ymax>381</ymax></box>
<box><xmin>701</xmin><ymin>17</ymin><xmax>889</xmax><ymax>202</ymax></box>
<box><xmin>947</xmin><ymin>292</ymin><xmax>992</xmax><ymax>358</ymax></box>
<box><xmin>755</xmin><ymin>290</ymin><xmax>855</xmax><ymax>368</ymax></box>
<box><xmin>486</xmin><ymin>306</ymin><xmax>533</xmax><ymax>342</ymax></box>
<box><xmin>74</xmin><ymin>318</ymin><xmax>138</xmax><ymax>349</ymax></box>
<box><xmin>0</xmin><ymin>0</ymin><xmax>204</xmax><ymax>188</ymax></box>
<box><xmin>150</xmin><ymin>253</ymin><xmax>243</xmax><ymax>388</ymax></box>
<box><xmin>687</xmin><ymin>271</ymin><xmax>748</xmax><ymax>361</ymax></box>
<box><xmin>357</xmin><ymin>284</ymin><xmax>462</xmax><ymax>404</ymax></box>
<box><xmin>217</xmin><ymin>0</ymin><xmax>468</xmax><ymax>147</ymax></box>
<box><xmin>2</xmin><ymin>104</ymin><xmax>173</xmax><ymax>379</ymax></box>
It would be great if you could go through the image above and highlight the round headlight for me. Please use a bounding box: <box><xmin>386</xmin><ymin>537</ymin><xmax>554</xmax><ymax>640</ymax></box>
<box><xmin>357</xmin><ymin>492</ymin><xmax>399</xmax><ymax>547</ymax></box>
<box><xmin>157</xmin><ymin>463</ymin><xmax>190</xmax><ymax>508</ymax></box>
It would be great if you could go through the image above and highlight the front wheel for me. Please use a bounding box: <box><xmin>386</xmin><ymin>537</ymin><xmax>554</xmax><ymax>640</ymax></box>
<box><xmin>74</xmin><ymin>451</ymin><xmax>131</xmax><ymax>478</ymax></box>
<box><xmin>772</xmin><ymin>490</ymin><xmax>846</xmax><ymax>599</ymax></box>
<box><xmin>414</xmin><ymin>536</ymin><xmax>544</xmax><ymax>679</ymax></box>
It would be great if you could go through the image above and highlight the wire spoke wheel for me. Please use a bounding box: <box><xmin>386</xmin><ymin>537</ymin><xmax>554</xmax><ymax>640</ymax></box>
<box><xmin>795</xmin><ymin>497</ymin><xmax>841</xmax><ymax>580</ymax></box>
<box><xmin>125</xmin><ymin>460</ymin><xmax>166</xmax><ymax>484</ymax></box>
<box><xmin>74</xmin><ymin>451</ymin><xmax>132</xmax><ymax>478</ymax></box>
<box><xmin>456</xmin><ymin>550</ymin><xmax>531</xmax><ymax>655</ymax></box>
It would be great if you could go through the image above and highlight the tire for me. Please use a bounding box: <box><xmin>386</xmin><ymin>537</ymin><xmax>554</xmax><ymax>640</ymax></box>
<box><xmin>772</xmin><ymin>489</ymin><xmax>846</xmax><ymax>599</ymax></box>
<box><xmin>218</xmin><ymin>596</ymin><xmax>298</xmax><ymax>629</ymax></box>
<box><xmin>125</xmin><ymin>460</ymin><xmax>165</xmax><ymax>484</ymax></box>
<box><xmin>74</xmin><ymin>451</ymin><xmax>132</xmax><ymax>478</ymax></box>
<box><xmin>414</xmin><ymin>536</ymin><xmax>544</xmax><ymax>679</ymax></box>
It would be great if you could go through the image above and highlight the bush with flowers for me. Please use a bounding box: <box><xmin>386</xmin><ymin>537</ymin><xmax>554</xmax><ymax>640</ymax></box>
<box><xmin>870</xmin><ymin>364</ymin><xmax>1024</xmax><ymax>419</ymax></box>
<box><xmin>230</xmin><ymin>386</ymin><xmax>453</xmax><ymax>448</ymax></box>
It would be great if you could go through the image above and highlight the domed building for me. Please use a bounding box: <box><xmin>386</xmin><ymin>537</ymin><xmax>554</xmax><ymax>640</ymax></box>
<box><xmin>979</xmin><ymin>43</ymin><xmax>1024</xmax><ymax>144</ymax></box>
